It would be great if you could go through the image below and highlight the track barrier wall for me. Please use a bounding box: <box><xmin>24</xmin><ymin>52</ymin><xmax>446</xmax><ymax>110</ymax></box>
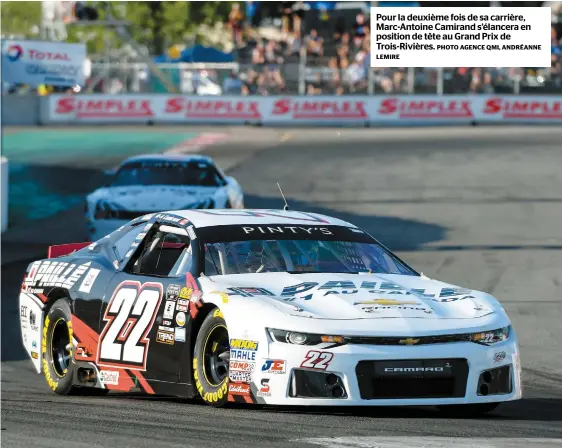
<box><xmin>1</xmin><ymin>157</ymin><xmax>8</xmax><ymax>233</ymax></box>
<box><xmin>2</xmin><ymin>94</ymin><xmax>562</xmax><ymax>126</ymax></box>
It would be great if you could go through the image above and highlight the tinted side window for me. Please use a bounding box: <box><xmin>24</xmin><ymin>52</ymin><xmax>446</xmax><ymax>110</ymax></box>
<box><xmin>114</xmin><ymin>225</ymin><xmax>144</xmax><ymax>261</ymax></box>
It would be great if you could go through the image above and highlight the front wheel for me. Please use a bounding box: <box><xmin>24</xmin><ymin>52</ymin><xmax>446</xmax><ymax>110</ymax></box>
<box><xmin>437</xmin><ymin>402</ymin><xmax>500</xmax><ymax>417</ymax></box>
<box><xmin>42</xmin><ymin>299</ymin><xmax>77</xmax><ymax>395</ymax></box>
<box><xmin>193</xmin><ymin>309</ymin><xmax>230</xmax><ymax>407</ymax></box>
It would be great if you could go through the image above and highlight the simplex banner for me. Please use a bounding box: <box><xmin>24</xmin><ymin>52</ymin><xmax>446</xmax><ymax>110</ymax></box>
<box><xmin>46</xmin><ymin>94</ymin><xmax>562</xmax><ymax>125</ymax></box>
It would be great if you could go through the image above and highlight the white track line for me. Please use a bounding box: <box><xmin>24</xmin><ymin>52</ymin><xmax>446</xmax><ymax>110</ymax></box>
<box><xmin>294</xmin><ymin>437</ymin><xmax>562</xmax><ymax>448</ymax></box>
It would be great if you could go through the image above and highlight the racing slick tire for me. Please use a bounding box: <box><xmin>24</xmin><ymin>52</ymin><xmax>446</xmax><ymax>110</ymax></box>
<box><xmin>437</xmin><ymin>402</ymin><xmax>500</xmax><ymax>417</ymax></box>
<box><xmin>42</xmin><ymin>299</ymin><xmax>109</xmax><ymax>396</ymax></box>
<box><xmin>42</xmin><ymin>299</ymin><xmax>78</xmax><ymax>395</ymax></box>
<box><xmin>193</xmin><ymin>308</ymin><xmax>230</xmax><ymax>407</ymax></box>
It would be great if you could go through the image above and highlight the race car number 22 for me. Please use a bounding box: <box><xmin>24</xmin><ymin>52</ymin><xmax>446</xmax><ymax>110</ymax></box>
<box><xmin>97</xmin><ymin>281</ymin><xmax>163</xmax><ymax>370</ymax></box>
<box><xmin>300</xmin><ymin>350</ymin><xmax>334</xmax><ymax>370</ymax></box>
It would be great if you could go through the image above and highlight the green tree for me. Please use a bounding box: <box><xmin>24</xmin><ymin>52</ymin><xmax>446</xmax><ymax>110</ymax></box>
<box><xmin>0</xmin><ymin>1</ymin><xmax>42</xmax><ymax>37</ymax></box>
<box><xmin>1</xmin><ymin>1</ymin><xmax>234</xmax><ymax>55</ymax></box>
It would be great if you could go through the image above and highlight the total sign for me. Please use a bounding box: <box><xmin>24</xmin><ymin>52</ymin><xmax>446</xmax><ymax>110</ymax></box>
<box><xmin>1</xmin><ymin>40</ymin><xmax>86</xmax><ymax>87</ymax></box>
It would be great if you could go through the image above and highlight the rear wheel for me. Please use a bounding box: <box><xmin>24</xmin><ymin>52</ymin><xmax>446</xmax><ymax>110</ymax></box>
<box><xmin>193</xmin><ymin>309</ymin><xmax>230</xmax><ymax>407</ymax></box>
<box><xmin>437</xmin><ymin>402</ymin><xmax>500</xmax><ymax>417</ymax></box>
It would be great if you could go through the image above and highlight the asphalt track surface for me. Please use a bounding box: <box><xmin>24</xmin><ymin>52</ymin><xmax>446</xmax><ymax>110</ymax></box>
<box><xmin>2</xmin><ymin>126</ymin><xmax>562</xmax><ymax>447</ymax></box>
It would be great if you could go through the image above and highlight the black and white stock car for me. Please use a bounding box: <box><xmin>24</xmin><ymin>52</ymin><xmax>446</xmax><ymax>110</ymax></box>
<box><xmin>85</xmin><ymin>154</ymin><xmax>244</xmax><ymax>240</ymax></box>
<box><xmin>19</xmin><ymin>210</ymin><xmax>521</xmax><ymax>416</ymax></box>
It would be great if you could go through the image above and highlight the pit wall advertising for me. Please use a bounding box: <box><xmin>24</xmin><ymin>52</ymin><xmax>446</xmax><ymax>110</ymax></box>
<box><xmin>46</xmin><ymin>94</ymin><xmax>562</xmax><ymax>125</ymax></box>
<box><xmin>2</xmin><ymin>40</ymin><xmax>86</xmax><ymax>88</ymax></box>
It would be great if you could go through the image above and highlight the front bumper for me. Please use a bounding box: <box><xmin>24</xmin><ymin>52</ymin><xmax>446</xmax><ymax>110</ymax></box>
<box><xmin>247</xmin><ymin>339</ymin><xmax>522</xmax><ymax>406</ymax></box>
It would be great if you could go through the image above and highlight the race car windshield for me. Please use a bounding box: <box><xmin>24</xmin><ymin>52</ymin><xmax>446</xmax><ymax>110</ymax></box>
<box><xmin>111</xmin><ymin>161</ymin><xmax>224</xmax><ymax>187</ymax></box>
<box><xmin>204</xmin><ymin>240</ymin><xmax>416</xmax><ymax>276</ymax></box>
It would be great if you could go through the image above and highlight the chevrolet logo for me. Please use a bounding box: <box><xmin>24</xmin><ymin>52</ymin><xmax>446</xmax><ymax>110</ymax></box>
<box><xmin>398</xmin><ymin>338</ymin><xmax>420</xmax><ymax>345</ymax></box>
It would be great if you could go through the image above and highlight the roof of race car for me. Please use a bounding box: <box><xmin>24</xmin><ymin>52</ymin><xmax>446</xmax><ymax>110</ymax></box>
<box><xmin>154</xmin><ymin>209</ymin><xmax>357</xmax><ymax>229</ymax></box>
<box><xmin>121</xmin><ymin>154</ymin><xmax>215</xmax><ymax>165</ymax></box>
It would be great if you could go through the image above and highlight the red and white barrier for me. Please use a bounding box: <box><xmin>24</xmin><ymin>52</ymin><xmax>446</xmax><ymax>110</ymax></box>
<box><xmin>46</xmin><ymin>94</ymin><xmax>562</xmax><ymax>125</ymax></box>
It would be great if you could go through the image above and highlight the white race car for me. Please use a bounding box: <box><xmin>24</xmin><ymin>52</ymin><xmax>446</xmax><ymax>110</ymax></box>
<box><xmin>85</xmin><ymin>154</ymin><xmax>244</xmax><ymax>240</ymax></box>
<box><xmin>22</xmin><ymin>209</ymin><xmax>521</xmax><ymax>416</ymax></box>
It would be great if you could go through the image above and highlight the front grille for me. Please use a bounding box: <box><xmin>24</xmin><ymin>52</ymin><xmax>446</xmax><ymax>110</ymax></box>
<box><xmin>356</xmin><ymin>358</ymin><xmax>468</xmax><ymax>400</ymax></box>
<box><xmin>345</xmin><ymin>334</ymin><xmax>473</xmax><ymax>346</ymax></box>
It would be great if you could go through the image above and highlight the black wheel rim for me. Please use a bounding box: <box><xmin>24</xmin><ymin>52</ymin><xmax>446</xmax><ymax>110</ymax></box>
<box><xmin>202</xmin><ymin>324</ymin><xmax>229</xmax><ymax>386</ymax></box>
<box><xmin>51</xmin><ymin>318</ymin><xmax>71</xmax><ymax>377</ymax></box>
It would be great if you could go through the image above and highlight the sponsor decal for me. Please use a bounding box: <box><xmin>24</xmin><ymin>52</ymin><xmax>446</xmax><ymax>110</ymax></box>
<box><xmin>20</xmin><ymin>305</ymin><xmax>28</xmax><ymax>318</ymax></box>
<box><xmin>26</xmin><ymin>287</ymin><xmax>44</xmax><ymax>294</ymax></box>
<box><xmin>24</xmin><ymin>261</ymin><xmax>91</xmax><ymax>289</ymax></box>
<box><xmin>261</xmin><ymin>359</ymin><xmax>286</xmax><ymax>374</ymax></box>
<box><xmin>55</xmin><ymin>97</ymin><xmax>154</xmax><ymax>118</ymax></box>
<box><xmin>362</xmin><ymin>305</ymin><xmax>433</xmax><ymax>314</ymax></box>
<box><xmin>165</xmin><ymin>98</ymin><xmax>261</xmax><ymax>119</ymax></box>
<box><xmin>228</xmin><ymin>383</ymin><xmax>251</xmax><ymax>396</ymax></box>
<box><xmin>301</xmin><ymin>351</ymin><xmax>334</xmax><ymax>370</ymax></box>
<box><xmin>354</xmin><ymin>299</ymin><xmax>421</xmax><ymax>306</ymax></box>
<box><xmin>31</xmin><ymin>351</ymin><xmax>39</xmax><ymax>359</ymax></box>
<box><xmin>379</xmin><ymin>98</ymin><xmax>473</xmax><ymax>118</ymax></box>
<box><xmin>257</xmin><ymin>378</ymin><xmax>271</xmax><ymax>397</ymax></box>
<box><xmin>398</xmin><ymin>338</ymin><xmax>420</xmax><ymax>345</ymax></box>
<box><xmin>186</xmin><ymin>226</ymin><xmax>196</xmax><ymax>239</ymax></box>
<box><xmin>229</xmin><ymin>370</ymin><xmax>253</xmax><ymax>382</ymax></box>
<box><xmin>125</xmin><ymin>249</ymin><xmax>134</xmax><ymax>259</ymax></box>
<box><xmin>483</xmin><ymin>98</ymin><xmax>562</xmax><ymax>119</ymax></box>
<box><xmin>179</xmin><ymin>287</ymin><xmax>192</xmax><ymax>300</ymax></box>
<box><xmin>99</xmin><ymin>370</ymin><xmax>120</xmax><ymax>385</ymax></box>
<box><xmin>78</xmin><ymin>268</ymin><xmax>101</xmax><ymax>294</ymax></box>
<box><xmin>175</xmin><ymin>327</ymin><xmax>186</xmax><ymax>343</ymax></box>
<box><xmin>242</xmin><ymin>225</ymin><xmax>333</xmax><ymax>235</ymax></box>
<box><xmin>163</xmin><ymin>300</ymin><xmax>176</xmax><ymax>319</ymax></box>
<box><xmin>227</xmin><ymin>287</ymin><xmax>274</xmax><ymax>297</ymax></box>
<box><xmin>230</xmin><ymin>349</ymin><xmax>256</xmax><ymax>361</ymax></box>
<box><xmin>29</xmin><ymin>310</ymin><xmax>38</xmax><ymax>331</ymax></box>
<box><xmin>272</xmin><ymin>98</ymin><xmax>367</xmax><ymax>119</ymax></box>
<box><xmin>229</xmin><ymin>361</ymin><xmax>255</xmax><ymax>372</ymax></box>
<box><xmin>162</xmin><ymin>319</ymin><xmax>172</xmax><ymax>326</ymax></box>
<box><xmin>166</xmin><ymin>284</ymin><xmax>181</xmax><ymax>301</ymax></box>
<box><xmin>113</xmin><ymin>260</ymin><xmax>119</xmax><ymax>269</ymax></box>
<box><xmin>31</xmin><ymin>340</ymin><xmax>37</xmax><ymax>349</ymax></box>
<box><xmin>494</xmin><ymin>351</ymin><xmax>507</xmax><ymax>363</ymax></box>
<box><xmin>176</xmin><ymin>299</ymin><xmax>189</xmax><ymax>313</ymax></box>
<box><xmin>230</xmin><ymin>339</ymin><xmax>258</xmax><ymax>350</ymax></box>
<box><xmin>156</xmin><ymin>329</ymin><xmax>175</xmax><ymax>345</ymax></box>
<box><xmin>175</xmin><ymin>311</ymin><xmax>186</xmax><ymax>327</ymax></box>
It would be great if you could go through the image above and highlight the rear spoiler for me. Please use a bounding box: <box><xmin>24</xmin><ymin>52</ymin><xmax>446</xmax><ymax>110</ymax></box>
<box><xmin>48</xmin><ymin>242</ymin><xmax>91</xmax><ymax>258</ymax></box>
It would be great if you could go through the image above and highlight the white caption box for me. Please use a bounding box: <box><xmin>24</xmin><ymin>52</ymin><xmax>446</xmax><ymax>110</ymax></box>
<box><xmin>371</xmin><ymin>7</ymin><xmax>551</xmax><ymax>68</ymax></box>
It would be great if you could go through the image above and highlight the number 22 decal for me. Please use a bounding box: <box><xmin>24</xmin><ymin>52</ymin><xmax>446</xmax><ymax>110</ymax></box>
<box><xmin>300</xmin><ymin>350</ymin><xmax>334</xmax><ymax>370</ymax></box>
<box><xmin>97</xmin><ymin>281</ymin><xmax>163</xmax><ymax>370</ymax></box>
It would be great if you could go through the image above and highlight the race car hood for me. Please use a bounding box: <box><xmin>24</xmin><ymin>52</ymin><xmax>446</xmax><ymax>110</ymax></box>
<box><xmin>88</xmin><ymin>185</ymin><xmax>219</xmax><ymax>211</ymax></box>
<box><xmin>203</xmin><ymin>272</ymin><xmax>499</xmax><ymax>320</ymax></box>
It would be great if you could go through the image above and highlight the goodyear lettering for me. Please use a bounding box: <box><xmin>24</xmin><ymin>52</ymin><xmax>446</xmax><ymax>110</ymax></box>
<box><xmin>213</xmin><ymin>309</ymin><xmax>224</xmax><ymax>318</ymax></box>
